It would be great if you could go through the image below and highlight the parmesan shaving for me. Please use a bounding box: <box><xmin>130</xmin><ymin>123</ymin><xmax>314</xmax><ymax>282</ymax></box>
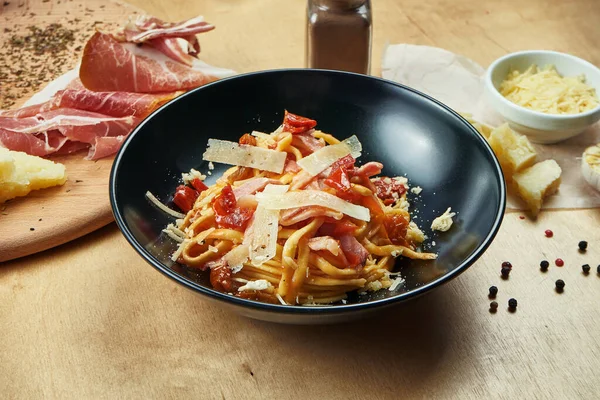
<box><xmin>247</xmin><ymin>184</ymin><xmax>289</xmax><ymax>266</ymax></box>
<box><xmin>224</xmin><ymin>244</ymin><xmax>249</xmax><ymax>273</ymax></box>
<box><xmin>238</xmin><ymin>279</ymin><xmax>272</xmax><ymax>292</ymax></box>
<box><xmin>255</xmin><ymin>190</ymin><xmax>370</xmax><ymax>221</ymax></box>
<box><xmin>145</xmin><ymin>191</ymin><xmax>186</xmax><ymax>219</ymax></box>
<box><xmin>208</xmin><ymin>245</ymin><xmax>219</xmax><ymax>253</ymax></box>
<box><xmin>203</xmin><ymin>139</ymin><xmax>287</xmax><ymax>173</ymax></box>
<box><xmin>499</xmin><ymin>64</ymin><xmax>599</xmax><ymax>114</ymax></box>
<box><xmin>296</xmin><ymin>135</ymin><xmax>362</xmax><ymax>176</ymax></box>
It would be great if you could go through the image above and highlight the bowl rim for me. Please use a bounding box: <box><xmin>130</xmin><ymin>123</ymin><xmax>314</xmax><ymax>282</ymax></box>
<box><xmin>110</xmin><ymin>68</ymin><xmax>507</xmax><ymax>315</ymax></box>
<box><xmin>485</xmin><ymin>50</ymin><xmax>600</xmax><ymax>121</ymax></box>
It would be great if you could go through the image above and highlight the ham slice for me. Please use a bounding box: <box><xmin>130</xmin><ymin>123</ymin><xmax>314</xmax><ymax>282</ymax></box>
<box><xmin>0</xmin><ymin>109</ymin><xmax>137</xmax><ymax>159</ymax></box>
<box><xmin>50</xmin><ymin>89</ymin><xmax>181</xmax><ymax>118</ymax></box>
<box><xmin>291</xmin><ymin>133</ymin><xmax>325</xmax><ymax>155</ymax></box>
<box><xmin>120</xmin><ymin>15</ymin><xmax>214</xmax><ymax>66</ymax></box>
<box><xmin>308</xmin><ymin>236</ymin><xmax>341</xmax><ymax>256</ymax></box>
<box><xmin>232</xmin><ymin>178</ymin><xmax>280</xmax><ymax>200</ymax></box>
<box><xmin>0</xmin><ymin>109</ymin><xmax>135</xmax><ymax>136</ymax></box>
<box><xmin>123</xmin><ymin>15</ymin><xmax>214</xmax><ymax>43</ymax></box>
<box><xmin>80</xmin><ymin>32</ymin><xmax>234</xmax><ymax>92</ymax></box>
<box><xmin>0</xmin><ymin>128</ymin><xmax>69</xmax><ymax>157</ymax></box>
<box><xmin>351</xmin><ymin>162</ymin><xmax>383</xmax><ymax>178</ymax></box>
<box><xmin>339</xmin><ymin>235</ymin><xmax>369</xmax><ymax>268</ymax></box>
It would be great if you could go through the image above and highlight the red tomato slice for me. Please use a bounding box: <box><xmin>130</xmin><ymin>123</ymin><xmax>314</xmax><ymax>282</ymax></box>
<box><xmin>190</xmin><ymin>178</ymin><xmax>208</xmax><ymax>193</ymax></box>
<box><xmin>173</xmin><ymin>185</ymin><xmax>199</xmax><ymax>213</ymax></box>
<box><xmin>282</xmin><ymin>110</ymin><xmax>317</xmax><ymax>134</ymax></box>
<box><xmin>383</xmin><ymin>213</ymin><xmax>409</xmax><ymax>245</ymax></box>
<box><xmin>212</xmin><ymin>184</ymin><xmax>237</xmax><ymax>216</ymax></box>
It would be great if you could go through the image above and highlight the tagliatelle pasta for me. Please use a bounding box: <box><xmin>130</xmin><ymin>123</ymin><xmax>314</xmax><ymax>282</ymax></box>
<box><xmin>162</xmin><ymin>111</ymin><xmax>436</xmax><ymax>305</ymax></box>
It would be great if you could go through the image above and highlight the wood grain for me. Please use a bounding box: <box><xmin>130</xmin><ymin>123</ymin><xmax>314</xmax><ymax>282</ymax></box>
<box><xmin>0</xmin><ymin>0</ymin><xmax>142</xmax><ymax>262</ymax></box>
<box><xmin>1</xmin><ymin>0</ymin><xmax>600</xmax><ymax>399</ymax></box>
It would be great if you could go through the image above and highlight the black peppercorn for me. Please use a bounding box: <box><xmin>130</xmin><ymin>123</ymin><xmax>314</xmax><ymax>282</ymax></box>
<box><xmin>578</xmin><ymin>241</ymin><xmax>588</xmax><ymax>251</ymax></box>
<box><xmin>597</xmin><ymin>265</ymin><xmax>600</xmax><ymax>275</ymax></box>
<box><xmin>489</xmin><ymin>301</ymin><xmax>498</xmax><ymax>312</ymax></box>
<box><xmin>502</xmin><ymin>261</ymin><xmax>512</xmax><ymax>270</ymax></box>
<box><xmin>508</xmin><ymin>298</ymin><xmax>517</xmax><ymax>311</ymax></box>
<box><xmin>582</xmin><ymin>264</ymin><xmax>591</xmax><ymax>274</ymax></box>
<box><xmin>488</xmin><ymin>286</ymin><xmax>498</xmax><ymax>298</ymax></box>
<box><xmin>501</xmin><ymin>266</ymin><xmax>511</xmax><ymax>278</ymax></box>
<box><xmin>555</xmin><ymin>279</ymin><xmax>565</xmax><ymax>292</ymax></box>
<box><xmin>540</xmin><ymin>260</ymin><xmax>549</xmax><ymax>271</ymax></box>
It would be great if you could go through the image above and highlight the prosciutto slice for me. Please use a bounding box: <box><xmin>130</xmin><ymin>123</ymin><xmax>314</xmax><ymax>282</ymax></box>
<box><xmin>0</xmin><ymin>109</ymin><xmax>137</xmax><ymax>160</ymax></box>
<box><xmin>79</xmin><ymin>32</ymin><xmax>234</xmax><ymax>92</ymax></box>
<box><xmin>280</xmin><ymin>206</ymin><xmax>343</xmax><ymax>226</ymax></box>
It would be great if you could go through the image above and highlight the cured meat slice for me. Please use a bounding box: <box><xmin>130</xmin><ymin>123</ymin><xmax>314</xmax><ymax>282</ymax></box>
<box><xmin>122</xmin><ymin>15</ymin><xmax>214</xmax><ymax>42</ymax></box>
<box><xmin>80</xmin><ymin>32</ymin><xmax>234</xmax><ymax>92</ymax></box>
<box><xmin>0</xmin><ymin>109</ymin><xmax>136</xmax><ymax>136</ymax></box>
<box><xmin>0</xmin><ymin>129</ymin><xmax>69</xmax><ymax>157</ymax></box>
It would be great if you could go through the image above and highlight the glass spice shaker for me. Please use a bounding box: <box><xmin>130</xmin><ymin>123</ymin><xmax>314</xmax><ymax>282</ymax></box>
<box><xmin>305</xmin><ymin>0</ymin><xmax>372</xmax><ymax>75</ymax></box>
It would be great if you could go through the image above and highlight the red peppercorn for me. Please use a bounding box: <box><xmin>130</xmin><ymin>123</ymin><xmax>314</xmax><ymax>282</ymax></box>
<box><xmin>519</xmin><ymin>215</ymin><xmax>525</xmax><ymax>220</ymax></box>
<box><xmin>555</xmin><ymin>258</ymin><xmax>564</xmax><ymax>267</ymax></box>
<box><xmin>545</xmin><ymin>229</ymin><xmax>553</xmax><ymax>238</ymax></box>
<box><xmin>502</xmin><ymin>261</ymin><xmax>513</xmax><ymax>270</ymax></box>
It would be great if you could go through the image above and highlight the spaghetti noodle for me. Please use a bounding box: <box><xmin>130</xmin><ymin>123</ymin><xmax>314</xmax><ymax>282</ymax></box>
<box><xmin>163</xmin><ymin>111</ymin><xmax>436</xmax><ymax>305</ymax></box>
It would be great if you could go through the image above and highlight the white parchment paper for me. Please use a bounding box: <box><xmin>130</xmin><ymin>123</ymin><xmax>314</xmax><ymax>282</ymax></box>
<box><xmin>382</xmin><ymin>44</ymin><xmax>600</xmax><ymax>210</ymax></box>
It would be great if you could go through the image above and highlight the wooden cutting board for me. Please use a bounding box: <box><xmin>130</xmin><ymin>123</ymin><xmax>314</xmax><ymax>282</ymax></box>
<box><xmin>0</xmin><ymin>0</ymin><xmax>143</xmax><ymax>262</ymax></box>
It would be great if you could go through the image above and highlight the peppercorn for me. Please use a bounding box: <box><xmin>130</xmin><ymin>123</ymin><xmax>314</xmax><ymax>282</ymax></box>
<box><xmin>555</xmin><ymin>279</ymin><xmax>565</xmax><ymax>292</ymax></box>
<box><xmin>582</xmin><ymin>264</ymin><xmax>591</xmax><ymax>274</ymax></box>
<box><xmin>501</xmin><ymin>266</ymin><xmax>511</xmax><ymax>278</ymax></box>
<box><xmin>597</xmin><ymin>265</ymin><xmax>600</xmax><ymax>275</ymax></box>
<box><xmin>508</xmin><ymin>298</ymin><xmax>517</xmax><ymax>311</ymax></box>
<box><xmin>544</xmin><ymin>229</ymin><xmax>553</xmax><ymax>238</ymax></box>
<box><xmin>502</xmin><ymin>261</ymin><xmax>512</xmax><ymax>270</ymax></box>
<box><xmin>578</xmin><ymin>241</ymin><xmax>588</xmax><ymax>252</ymax></box>
<box><xmin>489</xmin><ymin>301</ymin><xmax>498</xmax><ymax>313</ymax></box>
<box><xmin>488</xmin><ymin>286</ymin><xmax>498</xmax><ymax>298</ymax></box>
<box><xmin>540</xmin><ymin>260</ymin><xmax>549</xmax><ymax>271</ymax></box>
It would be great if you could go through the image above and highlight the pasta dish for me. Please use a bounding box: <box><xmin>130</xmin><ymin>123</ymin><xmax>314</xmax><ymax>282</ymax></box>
<box><xmin>153</xmin><ymin>111</ymin><xmax>436</xmax><ymax>305</ymax></box>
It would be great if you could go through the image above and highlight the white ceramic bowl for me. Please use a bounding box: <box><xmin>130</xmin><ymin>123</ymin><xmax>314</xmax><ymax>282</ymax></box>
<box><xmin>484</xmin><ymin>50</ymin><xmax>600</xmax><ymax>144</ymax></box>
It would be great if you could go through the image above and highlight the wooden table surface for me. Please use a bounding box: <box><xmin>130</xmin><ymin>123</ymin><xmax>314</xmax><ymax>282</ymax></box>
<box><xmin>2</xmin><ymin>0</ymin><xmax>600</xmax><ymax>398</ymax></box>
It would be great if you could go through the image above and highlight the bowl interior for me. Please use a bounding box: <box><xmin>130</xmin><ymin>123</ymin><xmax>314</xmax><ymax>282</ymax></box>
<box><xmin>489</xmin><ymin>51</ymin><xmax>600</xmax><ymax>99</ymax></box>
<box><xmin>110</xmin><ymin>69</ymin><xmax>505</xmax><ymax>313</ymax></box>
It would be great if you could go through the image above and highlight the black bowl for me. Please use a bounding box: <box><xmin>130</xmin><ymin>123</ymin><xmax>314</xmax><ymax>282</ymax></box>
<box><xmin>110</xmin><ymin>69</ymin><xmax>505</xmax><ymax>324</ymax></box>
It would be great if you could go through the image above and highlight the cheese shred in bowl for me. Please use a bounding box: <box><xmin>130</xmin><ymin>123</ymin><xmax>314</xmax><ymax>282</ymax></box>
<box><xmin>499</xmin><ymin>64</ymin><xmax>599</xmax><ymax>115</ymax></box>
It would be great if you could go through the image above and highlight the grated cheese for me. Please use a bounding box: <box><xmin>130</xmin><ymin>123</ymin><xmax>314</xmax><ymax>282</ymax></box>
<box><xmin>202</xmin><ymin>139</ymin><xmax>287</xmax><ymax>173</ymax></box>
<box><xmin>410</xmin><ymin>186</ymin><xmax>423</xmax><ymax>195</ymax></box>
<box><xmin>181</xmin><ymin>168</ymin><xmax>206</xmax><ymax>184</ymax></box>
<box><xmin>145</xmin><ymin>191</ymin><xmax>186</xmax><ymax>219</ymax></box>
<box><xmin>499</xmin><ymin>64</ymin><xmax>599</xmax><ymax>114</ymax></box>
<box><xmin>238</xmin><ymin>279</ymin><xmax>272</xmax><ymax>292</ymax></box>
<box><xmin>431</xmin><ymin>207</ymin><xmax>456</xmax><ymax>232</ymax></box>
<box><xmin>170</xmin><ymin>239</ymin><xmax>190</xmax><ymax>262</ymax></box>
<box><xmin>388</xmin><ymin>277</ymin><xmax>405</xmax><ymax>291</ymax></box>
<box><xmin>296</xmin><ymin>135</ymin><xmax>362</xmax><ymax>176</ymax></box>
<box><xmin>255</xmin><ymin>190</ymin><xmax>370</xmax><ymax>221</ymax></box>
